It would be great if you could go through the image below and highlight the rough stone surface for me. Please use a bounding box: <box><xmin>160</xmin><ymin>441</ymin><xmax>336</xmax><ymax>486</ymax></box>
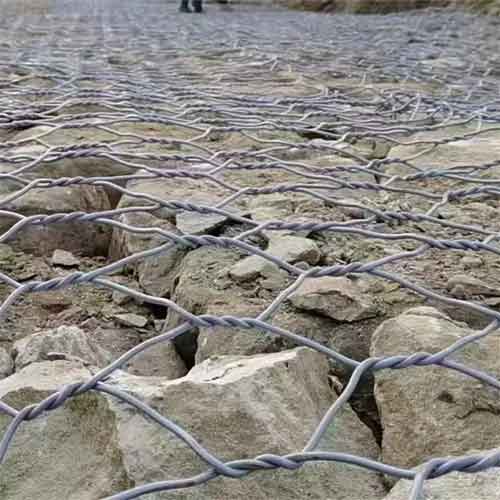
<box><xmin>460</xmin><ymin>256</ymin><xmax>483</xmax><ymax>270</ymax></box>
<box><xmin>229</xmin><ymin>254</ymin><xmax>282</xmax><ymax>282</ymax></box>
<box><xmin>51</xmin><ymin>249</ymin><xmax>80</xmax><ymax>267</ymax></box>
<box><xmin>267</xmin><ymin>235</ymin><xmax>321</xmax><ymax>264</ymax></box>
<box><xmin>125</xmin><ymin>339</ymin><xmax>187</xmax><ymax>379</ymax></box>
<box><xmin>196</xmin><ymin>302</ymin><xmax>282</xmax><ymax>362</ymax></box>
<box><xmin>169</xmin><ymin>246</ymin><xmax>381</xmax><ymax>383</ymax></box>
<box><xmin>117</xmin><ymin>176</ymin><xmax>245</xmax><ymax>236</ymax></box>
<box><xmin>165</xmin><ymin>246</ymin><xmax>242</xmax><ymax>365</ymax></box>
<box><xmin>2</xmin><ymin>4</ymin><xmax>500</xmax><ymax>500</ymax></box>
<box><xmin>289</xmin><ymin>276</ymin><xmax>379</xmax><ymax>322</ymax></box>
<box><xmin>195</xmin><ymin>300</ymin><xmax>374</xmax><ymax>365</ymax></box>
<box><xmin>108</xmin><ymin>211</ymin><xmax>187</xmax><ymax>298</ymax></box>
<box><xmin>0</xmin><ymin>361</ymin><xmax>133</xmax><ymax>499</ymax></box>
<box><xmin>81</xmin><ymin>325</ymin><xmax>187</xmax><ymax>379</ymax></box>
<box><xmin>8</xmin><ymin>125</ymin><xmax>135</xmax><ymax>179</ymax></box>
<box><xmin>13</xmin><ymin>325</ymin><xmax>111</xmax><ymax>370</ymax></box>
<box><xmin>108</xmin><ymin>347</ymin><xmax>386</xmax><ymax>499</ymax></box>
<box><xmin>113</xmin><ymin>313</ymin><xmax>149</xmax><ymax>329</ymax></box>
<box><xmin>388</xmin><ymin>130</ymin><xmax>500</xmax><ymax>171</ymax></box>
<box><xmin>0</xmin><ymin>184</ymin><xmax>112</xmax><ymax>256</ymax></box>
<box><xmin>371</xmin><ymin>307</ymin><xmax>500</xmax><ymax>474</ymax></box>
<box><xmin>446</xmin><ymin>274</ymin><xmax>499</xmax><ymax>298</ymax></box>
<box><xmin>0</xmin><ymin>346</ymin><xmax>14</xmax><ymax>379</ymax></box>
<box><xmin>0</xmin><ymin>349</ymin><xmax>385</xmax><ymax>500</ymax></box>
<box><xmin>246</xmin><ymin>193</ymin><xmax>319</xmax><ymax>240</ymax></box>
<box><xmin>383</xmin><ymin>456</ymin><xmax>500</xmax><ymax>499</ymax></box>
<box><xmin>176</xmin><ymin>208</ymin><xmax>228</xmax><ymax>235</ymax></box>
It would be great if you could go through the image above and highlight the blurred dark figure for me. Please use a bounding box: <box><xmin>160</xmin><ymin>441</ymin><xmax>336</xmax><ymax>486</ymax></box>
<box><xmin>179</xmin><ymin>0</ymin><xmax>203</xmax><ymax>13</ymax></box>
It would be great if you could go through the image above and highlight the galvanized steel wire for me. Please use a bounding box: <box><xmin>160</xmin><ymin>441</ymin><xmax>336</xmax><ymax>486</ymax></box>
<box><xmin>1</xmin><ymin>0</ymin><xmax>500</xmax><ymax>498</ymax></box>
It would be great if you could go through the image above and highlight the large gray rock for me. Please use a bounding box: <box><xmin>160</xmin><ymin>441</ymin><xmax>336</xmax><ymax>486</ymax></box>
<box><xmin>195</xmin><ymin>301</ymin><xmax>284</xmax><ymax>363</ymax></box>
<box><xmin>7</xmin><ymin>125</ymin><xmax>134</xmax><ymax>179</ymax></box>
<box><xmin>108</xmin><ymin>211</ymin><xmax>187</xmax><ymax>298</ymax></box>
<box><xmin>289</xmin><ymin>276</ymin><xmax>379</xmax><ymax>322</ymax></box>
<box><xmin>4</xmin><ymin>123</ymin><xmax>193</xmax><ymax>207</ymax></box>
<box><xmin>446</xmin><ymin>274</ymin><xmax>499</xmax><ymax>299</ymax></box>
<box><xmin>0</xmin><ymin>361</ymin><xmax>133</xmax><ymax>499</ymax></box>
<box><xmin>0</xmin><ymin>349</ymin><xmax>384</xmax><ymax>500</ymax></box>
<box><xmin>386</xmin><ymin>128</ymin><xmax>500</xmax><ymax>179</ymax></box>
<box><xmin>118</xmin><ymin>176</ymin><xmax>245</xmax><ymax>235</ymax></box>
<box><xmin>13</xmin><ymin>325</ymin><xmax>110</xmax><ymax>370</ymax></box>
<box><xmin>229</xmin><ymin>254</ymin><xmax>283</xmax><ymax>282</ymax></box>
<box><xmin>125</xmin><ymin>339</ymin><xmax>187</xmax><ymax>379</ymax></box>
<box><xmin>194</xmin><ymin>299</ymin><xmax>377</xmax><ymax>371</ymax></box>
<box><xmin>371</xmin><ymin>307</ymin><xmax>500</xmax><ymax>474</ymax></box>
<box><xmin>0</xmin><ymin>349</ymin><xmax>386</xmax><ymax>500</ymax></box>
<box><xmin>0</xmin><ymin>184</ymin><xmax>112</xmax><ymax>256</ymax></box>
<box><xmin>82</xmin><ymin>325</ymin><xmax>187</xmax><ymax>379</ymax></box>
<box><xmin>165</xmin><ymin>246</ymin><xmax>242</xmax><ymax>365</ymax></box>
<box><xmin>113</xmin><ymin>313</ymin><xmax>149</xmax><ymax>329</ymax></box>
<box><xmin>169</xmin><ymin>246</ymin><xmax>380</xmax><ymax>374</ymax></box>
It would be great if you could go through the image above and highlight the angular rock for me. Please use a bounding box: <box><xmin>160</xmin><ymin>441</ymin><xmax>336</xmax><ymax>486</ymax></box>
<box><xmin>13</xmin><ymin>325</ymin><xmax>110</xmax><ymax>370</ymax></box>
<box><xmin>165</xmin><ymin>247</ymin><xmax>241</xmax><ymax>365</ymax></box>
<box><xmin>8</xmin><ymin>125</ymin><xmax>134</xmax><ymax>179</ymax></box>
<box><xmin>268</xmin><ymin>235</ymin><xmax>321</xmax><ymax>264</ymax></box>
<box><xmin>247</xmin><ymin>193</ymin><xmax>316</xmax><ymax>239</ymax></box>
<box><xmin>110</xmin><ymin>348</ymin><xmax>385</xmax><ymax>499</ymax></box>
<box><xmin>447</xmin><ymin>274</ymin><xmax>499</xmax><ymax>298</ymax></box>
<box><xmin>51</xmin><ymin>249</ymin><xmax>80</xmax><ymax>268</ymax></box>
<box><xmin>0</xmin><ymin>346</ymin><xmax>13</xmax><ymax>379</ymax></box>
<box><xmin>176</xmin><ymin>208</ymin><xmax>228</xmax><ymax>235</ymax></box>
<box><xmin>388</xmin><ymin>130</ymin><xmax>500</xmax><ymax>173</ymax></box>
<box><xmin>125</xmin><ymin>339</ymin><xmax>188</xmax><ymax>379</ymax></box>
<box><xmin>117</xmin><ymin>176</ymin><xmax>245</xmax><ymax>236</ymax></box>
<box><xmin>371</xmin><ymin>307</ymin><xmax>500</xmax><ymax>474</ymax></box>
<box><xmin>0</xmin><ymin>361</ymin><xmax>133</xmax><ymax>499</ymax></box>
<box><xmin>229</xmin><ymin>254</ymin><xmax>281</xmax><ymax>282</ymax></box>
<box><xmin>195</xmin><ymin>301</ymin><xmax>338</xmax><ymax>364</ymax></box>
<box><xmin>0</xmin><ymin>184</ymin><xmax>112</xmax><ymax>256</ymax></box>
<box><xmin>113</xmin><ymin>313</ymin><xmax>149</xmax><ymax>329</ymax></box>
<box><xmin>247</xmin><ymin>193</ymin><xmax>294</xmax><ymax>235</ymax></box>
<box><xmin>383</xmin><ymin>454</ymin><xmax>500</xmax><ymax>500</ymax></box>
<box><xmin>83</xmin><ymin>326</ymin><xmax>186</xmax><ymax>379</ymax></box>
<box><xmin>0</xmin><ymin>349</ymin><xmax>386</xmax><ymax>499</ymax></box>
<box><xmin>112</xmin><ymin>289</ymin><xmax>133</xmax><ymax>306</ymax></box>
<box><xmin>171</xmin><ymin>244</ymin><xmax>381</xmax><ymax>375</ymax></box>
<box><xmin>289</xmin><ymin>276</ymin><xmax>379</xmax><ymax>322</ymax></box>
<box><xmin>229</xmin><ymin>235</ymin><xmax>320</xmax><ymax>283</ymax></box>
<box><xmin>196</xmin><ymin>301</ymin><xmax>283</xmax><ymax>363</ymax></box>
<box><xmin>5</xmin><ymin>123</ymin><xmax>194</xmax><ymax>208</ymax></box>
<box><xmin>108</xmin><ymin>211</ymin><xmax>187</xmax><ymax>298</ymax></box>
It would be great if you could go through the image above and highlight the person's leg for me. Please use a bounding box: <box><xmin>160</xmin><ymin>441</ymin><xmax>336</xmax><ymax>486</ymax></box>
<box><xmin>179</xmin><ymin>0</ymin><xmax>192</xmax><ymax>13</ymax></box>
<box><xmin>192</xmin><ymin>0</ymin><xmax>203</xmax><ymax>13</ymax></box>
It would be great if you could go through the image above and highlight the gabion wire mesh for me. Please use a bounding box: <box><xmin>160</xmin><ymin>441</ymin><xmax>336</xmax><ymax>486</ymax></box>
<box><xmin>1</xmin><ymin>1</ymin><xmax>500</xmax><ymax>498</ymax></box>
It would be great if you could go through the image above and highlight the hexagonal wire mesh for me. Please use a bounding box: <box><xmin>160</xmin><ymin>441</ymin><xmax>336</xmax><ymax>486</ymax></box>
<box><xmin>0</xmin><ymin>1</ymin><xmax>500</xmax><ymax>499</ymax></box>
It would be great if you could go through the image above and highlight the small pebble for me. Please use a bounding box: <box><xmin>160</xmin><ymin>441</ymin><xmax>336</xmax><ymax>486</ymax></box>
<box><xmin>112</xmin><ymin>290</ymin><xmax>133</xmax><ymax>306</ymax></box>
<box><xmin>51</xmin><ymin>249</ymin><xmax>80</xmax><ymax>268</ymax></box>
<box><xmin>460</xmin><ymin>256</ymin><xmax>483</xmax><ymax>270</ymax></box>
<box><xmin>114</xmin><ymin>313</ymin><xmax>148</xmax><ymax>329</ymax></box>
